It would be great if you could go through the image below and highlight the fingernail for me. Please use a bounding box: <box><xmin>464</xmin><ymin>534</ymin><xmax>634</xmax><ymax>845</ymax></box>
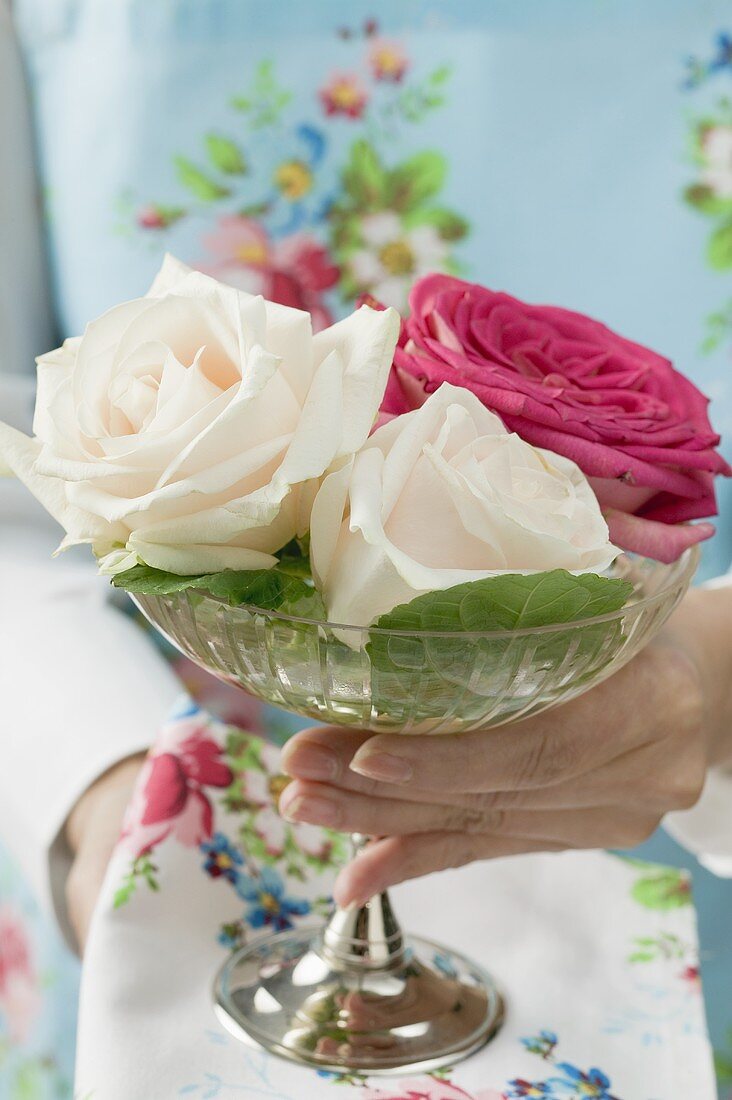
<box><xmin>280</xmin><ymin>793</ymin><xmax>340</xmax><ymax>829</ymax></box>
<box><xmin>281</xmin><ymin>744</ymin><xmax>337</xmax><ymax>782</ymax></box>
<box><xmin>350</xmin><ymin>751</ymin><xmax>413</xmax><ymax>784</ymax></box>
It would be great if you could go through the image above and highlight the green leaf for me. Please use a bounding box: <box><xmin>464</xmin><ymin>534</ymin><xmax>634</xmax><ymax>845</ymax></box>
<box><xmin>707</xmin><ymin>220</ymin><xmax>732</xmax><ymax>270</ymax></box>
<box><xmin>374</xmin><ymin>571</ymin><xmax>632</xmax><ymax>635</ymax></box>
<box><xmin>367</xmin><ymin>571</ymin><xmax>632</xmax><ymax>724</ymax></box>
<box><xmin>342</xmin><ymin>140</ymin><xmax>387</xmax><ymax>209</ymax></box>
<box><xmin>205</xmin><ymin>133</ymin><xmax>248</xmax><ymax>175</ymax></box>
<box><xmin>386</xmin><ymin>151</ymin><xmax>447</xmax><ymax>211</ymax></box>
<box><xmin>404</xmin><ymin>206</ymin><xmax>469</xmax><ymax>241</ymax></box>
<box><xmin>112</xmin><ymin>562</ymin><xmax>325</xmax><ymax>619</ymax></box>
<box><xmin>174</xmin><ymin>156</ymin><xmax>230</xmax><ymax>201</ymax></box>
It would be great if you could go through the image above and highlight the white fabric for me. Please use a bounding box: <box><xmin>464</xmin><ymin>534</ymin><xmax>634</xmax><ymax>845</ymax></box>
<box><xmin>76</xmin><ymin>828</ymin><xmax>716</xmax><ymax>1098</ymax></box>
<box><xmin>0</xmin><ymin>374</ymin><xmax>181</xmax><ymax>945</ymax></box>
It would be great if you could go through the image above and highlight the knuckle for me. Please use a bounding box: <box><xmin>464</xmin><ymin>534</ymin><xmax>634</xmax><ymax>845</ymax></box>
<box><xmin>618</xmin><ymin>813</ymin><xmax>661</xmax><ymax>848</ymax></box>
<box><xmin>444</xmin><ymin>837</ymin><xmax>479</xmax><ymax>870</ymax></box>
<box><xmin>516</xmin><ymin>730</ymin><xmax>579</xmax><ymax>787</ymax></box>
<box><xmin>476</xmin><ymin>789</ymin><xmax>522</xmax><ymax>812</ymax></box>
<box><xmin>645</xmin><ymin>647</ymin><xmax>704</xmax><ymax>742</ymax></box>
<box><xmin>662</xmin><ymin>757</ymin><xmax>706</xmax><ymax>812</ymax></box>
<box><xmin>440</xmin><ymin>803</ymin><xmax>508</xmax><ymax>835</ymax></box>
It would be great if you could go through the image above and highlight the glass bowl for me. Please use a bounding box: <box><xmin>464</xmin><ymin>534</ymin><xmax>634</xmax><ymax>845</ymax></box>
<box><xmin>133</xmin><ymin>548</ymin><xmax>698</xmax><ymax>1075</ymax></box>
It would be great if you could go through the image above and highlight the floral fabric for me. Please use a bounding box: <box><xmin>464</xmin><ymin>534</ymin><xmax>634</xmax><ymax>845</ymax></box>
<box><xmin>72</xmin><ymin>700</ymin><xmax>715</xmax><ymax>1099</ymax></box>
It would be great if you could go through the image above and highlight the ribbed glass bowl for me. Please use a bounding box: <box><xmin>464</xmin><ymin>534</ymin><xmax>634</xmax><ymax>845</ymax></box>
<box><xmin>134</xmin><ymin>549</ymin><xmax>698</xmax><ymax>735</ymax></box>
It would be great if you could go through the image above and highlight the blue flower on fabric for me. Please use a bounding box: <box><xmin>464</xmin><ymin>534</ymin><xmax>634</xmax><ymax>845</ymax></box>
<box><xmin>683</xmin><ymin>31</ymin><xmax>732</xmax><ymax>89</ymax></box>
<box><xmin>201</xmin><ymin>833</ymin><xmax>244</xmax><ymax>883</ymax></box>
<box><xmin>521</xmin><ymin>1029</ymin><xmax>558</xmax><ymax>1059</ymax></box>
<box><xmin>236</xmin><ymin>865</ymin><xmax>310</xmax><ymax>931</ymax></box>
<box><xmin>550</xmin><ymin>1063</ymin><xmax>617</xmax><ymax>1099</ymax></box>
<box><xmin>217</xmin><ymin>920</ymin><xmax>246</xmax><ymax>951</ymax></box>
<box><xmin>506</xmin><ymin>1082</ymin><xmax>556</xmax><ymax>1099</ymax></box>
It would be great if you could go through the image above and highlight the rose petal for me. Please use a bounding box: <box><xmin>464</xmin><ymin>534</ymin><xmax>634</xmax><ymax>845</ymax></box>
<box><xmin>604</xmin><ymin>509</ymin><xmax>714</xmax><ymax>563</ymax></box>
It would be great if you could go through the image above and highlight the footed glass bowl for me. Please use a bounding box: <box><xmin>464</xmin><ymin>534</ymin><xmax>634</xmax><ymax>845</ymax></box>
<box><xmin>133</xmin><ymin>548</ymin><xmax>697</xmax><ymax>1075</ymax></box>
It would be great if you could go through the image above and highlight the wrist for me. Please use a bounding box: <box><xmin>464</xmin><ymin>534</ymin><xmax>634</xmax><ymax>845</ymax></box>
<box><xmin>666</xmin><ymin>584</ymin><xmax>732</xmax><ymax>769</ymax></box>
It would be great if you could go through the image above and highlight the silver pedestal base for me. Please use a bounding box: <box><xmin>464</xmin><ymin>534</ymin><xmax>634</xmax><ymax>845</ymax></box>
<box><xmin>213</xmin><ymin>924</ymin><xmax>504</xmax><ymax>1075</ymax></box>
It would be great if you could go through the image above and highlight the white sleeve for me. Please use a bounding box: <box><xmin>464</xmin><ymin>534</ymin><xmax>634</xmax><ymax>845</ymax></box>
<box><xmin>0</xmin><ymin>497</ymin><xmax>182</xmax><ymax>944</ymax></box>
<box><xmin>663</xmin><ymin>573</ymin><xmax>732</xmax><ymax>877</ymax></box>
<box><xmin>0</xmin><ymin>381</ymin><xmax>181</xmax><ymax>944</ymax></box>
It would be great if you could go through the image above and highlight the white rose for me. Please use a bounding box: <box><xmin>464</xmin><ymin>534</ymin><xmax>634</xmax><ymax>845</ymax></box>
<box><xmin>311</xmin><ymin>383</ymin><xmax>619</xmax><ymax>628</ymax></box>
<box><xmin>0</xmin><ymin>256</ymin><xmax>399</xmax><ymax>574</ymax></box>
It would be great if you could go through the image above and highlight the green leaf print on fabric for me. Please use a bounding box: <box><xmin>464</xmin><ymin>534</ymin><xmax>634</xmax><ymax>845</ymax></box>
<box><xmin>174</xmin><ymin>156</ymin><xmax>231</xmax><ymax>202</ymax></box>
<box><xmin>631</xmin><ymin>867</ymin><xmax>693</xmax><ymax>910</ymax></box>
<box><xmin>385</xmin><ymin>150</ymin><xmax>446</xmax><ymax>211</ymax></box>
<box><xmin>707</xmin><ymin>219</ymin><xmax>732</xmax><ymax>269</ymax></box>
<box><xmin>205</xmin><ymin>134</ymin><xmax>248</xmax><ymax>176</ymax></box>
<box><xmin>230</xmin><ymin>60</ymin><xmax>293</xmax><ymax>128</ymax></box>
<box><xmin>113</xmin><ymin>855</ymin><xmax>160</xmax><ymax>909</ymax></box>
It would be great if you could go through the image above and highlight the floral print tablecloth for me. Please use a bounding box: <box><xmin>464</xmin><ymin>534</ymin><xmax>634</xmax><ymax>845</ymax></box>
<box><xmin>0</xmin><ymin>682</ymin><xmax>723</xmax><ymax>1099</ymax></box>
<box><xmin>63</xmin><ymin>699</ymin><xmax>714</xmax><ymax>1099</ymax></box>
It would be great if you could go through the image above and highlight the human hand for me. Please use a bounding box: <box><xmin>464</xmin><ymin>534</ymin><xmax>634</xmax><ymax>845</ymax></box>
<box><xmin>280</xmin><ymin>587</ymin><xmax>732</xmax><ymax>908</ymax></box>
<box><xmin>64</xmin><ymin>753</ymin><xmax>146</xmax><ymax>952</ymax></box>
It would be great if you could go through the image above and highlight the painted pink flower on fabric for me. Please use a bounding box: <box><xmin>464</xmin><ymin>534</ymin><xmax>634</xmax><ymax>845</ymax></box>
<box><xmin>319</xmin><ymin>73</ymin><xmax>369</xmax><ymax>118</ymax></box>
<box><xmin>200</xmin><ymin>216</ymin><xmax>339</xmax><ymax>330</ymax></box>
<box><xmin>358</xmin><ymin>1079</ymin><xmax>505</xmax><ymax>1100</ymax></box>
<box><xmin>0</xmin><ymin>906</ymin><xmax>42</xmax><ymax>1043</ymax></box>
<box><xmin>122</xmin><ymin>716</ymin><xmax>233</xmax><ymax>857</ymax></box>
<box><xmin>382</xmin><ymin>274</ymin><xmax>731</xmax><ymax>562</ymax></box>
<box><xmin>680</xmin><ymin>963</ymin><xmax>702</xmax><ymax>991</ymax></box>
<box><xmin>369</xmin><ymin>39</ymin><xmax>409</xmax><ymax>82</ymax></box>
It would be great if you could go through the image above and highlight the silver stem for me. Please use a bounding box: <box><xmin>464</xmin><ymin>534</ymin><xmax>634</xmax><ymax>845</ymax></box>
<box><xmin>321</xmin><ymin>833</ymin><xmax>405</xmax><ymax>971</ymax></box>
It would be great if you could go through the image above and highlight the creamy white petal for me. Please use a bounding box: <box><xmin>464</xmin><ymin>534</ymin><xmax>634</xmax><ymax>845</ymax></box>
<box><xmin>276</xmin><ymin>349</ymin><xmax>344</xmax><ymax>487</ymax></box>
<box><xmin>0</xmin><ymin>422</ymin><xmax>125</xmax><ymax>546</ymax></box>
<box><xmin>312</xmin><ymin>305</ymin><xmax>400</xmax><ymax>460</ymax></box>
<box><xmin>126</xmin><ymin>539</ymin><xmax>279</xmax><ymax>575</ymax></box>
<box><xmin>73</xmin><ymin>298</ymin><xmax>155</xmax><ymax>438</ymax></box>
<box><xmin>310</xmin><ymin>459</ymin><xmax>355</xmax><ymax>592</ymax></box>
<box><xmin>146</xmin><ymin>253</ymin><xmax>195</xmax><ymax>297</ymax></box>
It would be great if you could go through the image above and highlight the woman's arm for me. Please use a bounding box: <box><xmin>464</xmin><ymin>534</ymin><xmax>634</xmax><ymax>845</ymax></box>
<box><xmin>1</xmin><ymin>379</ymin><xmax>181</xmax><ymax>949</ymax></box>
<box><xmin>0</xmin><ymin>517</ymin><xmax>181</xmax><ymax>948</ymax></box>
<box><xmin>280</xmin><ymin>583</ymin><xmax>732</xmax><ymax>906</ymax></box>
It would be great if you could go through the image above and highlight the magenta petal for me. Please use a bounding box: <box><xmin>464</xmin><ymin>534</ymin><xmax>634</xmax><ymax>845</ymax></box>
<box><xmin>605</xmin><ymin>510</ymin><xmax>715</xmax><ymax>563</ymax></box>
<box><xmin>140</xmin><ymin>754</ymin><xmax>188</xmax><ymax>825</ymax></box>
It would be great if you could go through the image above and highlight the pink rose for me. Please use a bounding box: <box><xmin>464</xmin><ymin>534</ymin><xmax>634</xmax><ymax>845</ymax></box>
<box><xmin>382</xmin><ymin>275</ymin><xmax>731</xmax><ymax>562</ymax></box>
